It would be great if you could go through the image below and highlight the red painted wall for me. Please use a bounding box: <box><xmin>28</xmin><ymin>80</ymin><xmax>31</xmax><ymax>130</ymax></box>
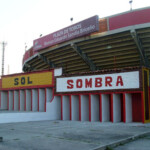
<box><xmin>109</xmin><ymin>8</ymin><xmax>150</xmax><ymax>30</ymax></box>
<box><xmin>132</xmin><ymin>93</ymin><xmax>142</xmax><ymax>122</ymax></box>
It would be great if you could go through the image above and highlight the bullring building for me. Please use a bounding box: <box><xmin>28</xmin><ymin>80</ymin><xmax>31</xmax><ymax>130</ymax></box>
<box><xmin>0</xmin><ymin>7</ymin><xmax>150</xmax><ymax>124</ymax></box>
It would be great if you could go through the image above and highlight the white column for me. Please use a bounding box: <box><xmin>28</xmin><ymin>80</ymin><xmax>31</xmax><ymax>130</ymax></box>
<box><xmin>20</xmin><ymin>90</ymin><xmax>25</xmax><ymax>111</ymax></box>
<box><xmin>32</xmin><ymin>89</ymin><xmax>38</xmax><ymax>112</ymax></box>
<box><xmin>71</xmin><ymin>95</ymin><xmax>79</xmax><ymax>121</ymax></box>
<box><xmin>81</xmin><ymin>95</ymin><xmax>89</xmax><ymax>121</ymax></box>
<box><xmin>125</xmin><ymin>93</ymin><xmax>132</xmax><ymax>123</ymax></box>
<box><xmin>26</xmin><ymin>90</ymin><xmax>31</xmax><ymax>111</ymax></box>
<box><xmin>1</xmin><ymin>91</ymin><xmax>8</xmax><ymax>110</ymax></box>
<box><xmin>91</xmin><ymin>94</ymin><xmax>99</xmax><ymax>122</ymax></box>
<box><xmin>102</xmin><ymin>94</ymin><xmax>110</xmax><ymax>122</ymax></box>
<box><xmin>113</xmin><ymin>94</ymin><xmax>121</xmax><ymax>123</ymax></box>
<box><xmin>8</xmin><ymin>91</ymin><xmax>13</xmax><ymax>111</ymax></box>
<box><xmin>39</xmin><ymin>89</ymin><xmax>45</xmax><ymax>112</ymax></box>
<box><xmin>62</xmin><ymin>95</ymin><xmax>70</xmax><ymax>120</ymax></box>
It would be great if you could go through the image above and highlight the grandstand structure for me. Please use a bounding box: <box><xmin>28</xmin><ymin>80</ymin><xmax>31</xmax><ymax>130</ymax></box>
<box><xmin>23</xmin><ymin>7</ymin><xmax>150</xmax><ymax>74</ymax></box>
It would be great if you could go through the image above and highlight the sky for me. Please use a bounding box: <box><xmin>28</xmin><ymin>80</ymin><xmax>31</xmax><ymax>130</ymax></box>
<box><xmin>0</xmin><ymin>0</ymin><xmax>150</xmax><ymax>75</ymax></box>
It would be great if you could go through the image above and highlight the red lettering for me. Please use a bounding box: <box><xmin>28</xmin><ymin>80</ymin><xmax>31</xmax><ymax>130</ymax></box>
<box><xmin>67</xmin><ymin>80</ymin><xmax>73</xmax><ymax>89</ymax></box>
<box><xmin>105</xmin><ymin>76</ymin><xmax>112</xmax><ymax>87</ymax></box>
<box><xmin>95</xmin><ymin>78</ymin><xmax>102</xmax><ymax>87</ymax></box>
<box><xmin>76</xmin><ymin>79</ymin><xmax>82</xmax><ymax>88</ymax></box>
<box><xmin>85</xmin><ymin>78</ymin><xmax>92</xmax><ymax>88</ymax></box>
<box><xmin>116</xmin><ymin>76</ymin><xmax>123</xmax><ymax>86</ymax></box>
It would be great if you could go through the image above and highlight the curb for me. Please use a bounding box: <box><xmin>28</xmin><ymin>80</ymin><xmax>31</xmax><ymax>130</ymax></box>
<box><xmin>93</xmin><ymin>131</ymin><xmax>150</xmax><ymax>150</ymax></box>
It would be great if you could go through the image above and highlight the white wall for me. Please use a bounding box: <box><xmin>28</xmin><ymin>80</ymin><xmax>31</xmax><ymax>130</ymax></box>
<box><xmin>125</xmin><ymin>93</ymin><xmax>132</xmax><ymax>123</ymax></box>
<box><xmin>32</xmin><ymin>89</ymin><xmax>38</xmax><ymax>112</ymax></box>
<box><xmin>47</xmin><ymin>96</ymin><xmax>61</xmax><ymax>120</ymax></box>
<box><xmin>81</xmin><ymin>95</ymin><xmax>89</xmax><ymax>121</ymax></box>
<box><xmin>14</xmin><ymin>91</ymin><xmax>19</xmax><ymax>111</ymax></box>
<box><xmin>113</xmin><ymin>94</ymin><xmax>121</xmax><ymax>123</ymax></box>
<box><xmin>62</xmin><ymin>95</ymin><xmax>70</xmax><ymax>120</ymax></box>
<box><xmin>71</xmin><ymin>95</ymin><xmax>79</xmax><ymax>121</ymax></box>
<box><xmin>102</xmin><ymin>94</ymin><xmax>110</xmax><ymax>122</ymax></box>
<box><xmin>91</xmin><ymin>94</ymin><xmax>100</xmax><ymax>122</ymax></box>
<box><xmin>0</xmin><ymin>95</ymin><xmax>62</xmax><ymax>124</ymax></box>
<box><xmin>8</xmin><ymin>91</ymin><xmax>13</xmax><ymax>111</ymax></box>
<box><xmin>1</xmin><ymin>91</ymin><xmax>8</xmax><ymax>110</ymax></box>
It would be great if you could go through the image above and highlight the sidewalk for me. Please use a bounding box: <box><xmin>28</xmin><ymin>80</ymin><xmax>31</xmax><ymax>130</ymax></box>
<box><xmin>0</xmin><ymin>121</ymin><xmax>150</xmax><ymax>150</ymax></box>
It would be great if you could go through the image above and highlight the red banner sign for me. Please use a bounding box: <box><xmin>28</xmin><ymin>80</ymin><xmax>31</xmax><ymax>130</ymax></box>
<box><xmin>33</xmin><ymin>15</ymin><xmax>99</xmax><ymax>52</ymax></box>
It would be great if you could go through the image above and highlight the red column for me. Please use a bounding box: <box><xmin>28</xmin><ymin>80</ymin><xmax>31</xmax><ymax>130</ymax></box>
<box><xmin>110</xmin><ymin>94</ymin><xmax>114</xmax><ymax>123</ymax></box>
<box><xmin>89</xmin><ymin>94</ymin><xmax>91</xmax><ymax>122</ymax></box>
<box><xmin>79</xmin><ymin>95</ymin><xmax>81</xmax><ymax>121</ymax></box>
<box><xmin>69</xmin><ymin>95</ymin><xmax>72</xmax><ymax>120</ymax></box>
<box><xmin>61</xmin><ymin>95</ymin><xmax>63</xmax><ymax>120</ymax></box>
<box><xmin>99</xmin><ymin>94</ymin><xmax>102</xmax><ymax>122</ymax></box>
<box><xmin>123</xmin><ymin>93</ymin><xmax>126</xmax><ymax>123</ymax></box>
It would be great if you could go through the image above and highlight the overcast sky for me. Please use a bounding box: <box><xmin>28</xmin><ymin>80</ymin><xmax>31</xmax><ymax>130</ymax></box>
<box><xmin>0</xmin><ymin>0</ymin><xmax>150</xmax><ymax>75</ymax></box>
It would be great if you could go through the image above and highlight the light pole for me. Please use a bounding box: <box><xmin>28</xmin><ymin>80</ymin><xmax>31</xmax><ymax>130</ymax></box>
<box><xmin>1</xmin><ymin>42</ymin><xmax>7</xmax><ymax>76</ymax></box>
<box><xmin>129</xmin><ymin>0</ymin><xmax>133</xmax><ymax>11</ymax></box>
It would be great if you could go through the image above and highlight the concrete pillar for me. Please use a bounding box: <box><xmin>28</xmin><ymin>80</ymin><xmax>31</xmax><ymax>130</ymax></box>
<box><xmin>1</xmin><ymin>91</ymin><xmax>8</xmax><ymax>110</ymax></box>
<box><xmin>81</xmin><ymin>95</ymin><xmax>89</xmax><ymax>121</ymax></box>
<box><xmin>113</xmin><ymin>94</ymin><xmax>121</xmax><ymax>123</ymax></box>
<box><xmin>8</xmin><ymin>91</ymin><xmax>13</xmax><ymax>111</ymax></box>
<box><xmin>19</xmin><ymin>90</ymin><xmax>25</xmax><ymax>111</ymax></box>
<box><xmin>14</xmin><ymin>91</ymin><xmax>19</xmax><ymax>111</ymax></box>
<box><xmin>91</xmin><ymin>94</ymin><xmax>100</xmax><ymax>122</ymax></box>
<box><xmin>102</xmin><ymin>94</ymin><xmax>110</xmax><ymax>122</ymax></box>
<box><xmin>32</xmin><ymin>89</ymin><xmax>38</xmax><ymax>112</ymax></box>
<box><xmin>71</xmin><ymin>95</ymin><xmax>79</xmax><ymax>121</ymax></box>
<box><xmin>125</xmin><ymin>93</ymin><xmax>132</xmax><ymax>123</ymax></box>
<box><xmin>39</xmin><ymin>89</ymin><xmax>45</xmax><ymax>112</ymax></box>
<box><xmin>26</xmin><ymin>90</ymin><xmax>31</xmax><ymax>111</ymax></box>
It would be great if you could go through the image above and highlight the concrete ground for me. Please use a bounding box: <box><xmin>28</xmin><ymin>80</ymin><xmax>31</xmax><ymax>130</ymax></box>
<box><xmin>0</xmin><ymin>121</ymin><xmax>150</xmax><ymax>150</ymax></box>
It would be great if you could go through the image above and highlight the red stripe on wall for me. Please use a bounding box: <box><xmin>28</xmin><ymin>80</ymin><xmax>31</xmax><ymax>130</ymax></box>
<box><xmin>19</xmin><ymin>90</ymin><xmax>20</xmax><ymax>111</ymax></box>
<box><xmin>45</xmin><ymin>88</ymin><xmax>46</xmax><ymax>112</ymax></box>
<box><xmin>24</xmin><ymin>90</ymin><xmax>26</xmax><ymax>111</ymax></box>
<box><xmin>99</xmin><ymin>94</ymin><xmax>102</xmax><ymax>122</ymax></box>
<box><xmin>123</xmin><ymin>93</ymin><xmax>126</xmax><ymax>123</ymax></box>
<box><xmin>69</xmin><ymin>95</ymin><xmax>72</xmax><ymax>120</ymax></box>
<box><xmin>38</xmin><ymin>89</ymin><xmax>39</xmax><ymax>112</ymax></box>
<box><xmin>141</xmin><ymin>92</ymin><xmax>145</xmax><ymax>123</ymax></box>
<box><xmin>61</xmin><ymin>96</ymin><xmax>63</xmax><ymax>120</ymax></box>
<box><xmin>31</xmin><ymin>90</ymin><xmax>33</xmax><ymax>111</ymax></box>
<box><xmin>110</xmin><ymin>94</ymin><xmax>114</xmax><ymax>122</ymax></box>
<box><xmin>13</xmin><ymin>91</ymin><xmax>14</xmax><ymax>110</ymax></box>
<box><xmin>79</xmin><ymin>95</ymin><xmax>81</xmax><ymax>121</ymax></box>
<box><xmin>0</xmin><ymin>91</ymin><xmax>1</xmax><ymax>109</ymax></box>
<box><xmin>89</xmin><ymin>94</ymin><xmax>91</xmax><ymax>122</ymax></box>
<box><xmin>7</xmin><ymin>91</ymin><xmax>9</xmax><ymax>110</ymax></box>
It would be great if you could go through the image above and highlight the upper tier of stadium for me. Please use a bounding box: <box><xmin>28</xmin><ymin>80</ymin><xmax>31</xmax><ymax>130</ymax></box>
<box><xmin>22</xmin><ymin>7</ymin><xmax>150</xmax><ymax>74</ymax></box>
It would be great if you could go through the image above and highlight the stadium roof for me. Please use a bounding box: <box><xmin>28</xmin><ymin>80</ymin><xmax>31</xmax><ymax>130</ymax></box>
<box><xmin>22</xmin><ymin>7</ymin><xmax>150</xmax><ymax>74</ymax></box>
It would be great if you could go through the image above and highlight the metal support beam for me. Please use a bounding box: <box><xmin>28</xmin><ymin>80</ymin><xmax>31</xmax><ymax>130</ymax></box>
<box><xmin>23</xmin><ymin>63</ymin><xmax>34</xmax><ymax>72</ymax></box>
<box><xmin>38</xmin><ymin>54</ymin><xmax>56</xmax><ymax>68</ymax></box>
<box><xmin>71</xmin><ymin>43</ymin><xmax>98</xmax><ymax>71</ymax></box>
<box><xmin>130</xmin><ymin>29</ymin><xmax>149</xmax><ymax>67</ymax></box>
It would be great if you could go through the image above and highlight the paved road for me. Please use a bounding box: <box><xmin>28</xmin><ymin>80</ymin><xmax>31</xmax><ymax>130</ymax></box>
<box><xmin>0</xmin><ymin>121</ymin><xmax>150</xmax><ymax>150</ymax></box>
